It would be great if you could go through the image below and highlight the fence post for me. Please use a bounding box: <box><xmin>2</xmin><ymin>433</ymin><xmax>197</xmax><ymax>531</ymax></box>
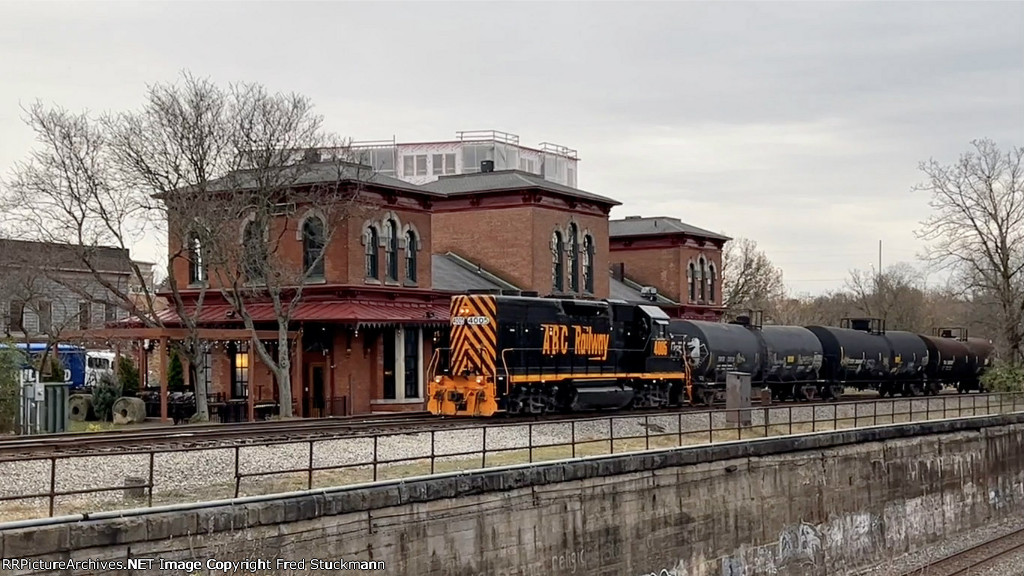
<box><xmin>788</xmin><ymin>405</ymin><xmax>792</xmax><ymax>436</ymax></box>
<box><xmin>571</xmin><ymin>421</ymin><xmax>577</xmax><ymax>459</ymax></box>
<box><xmin>148</xmin><ymin>451</ymin><xmax>155</xmax><ymax>508</ymax></box>
<box><xmin>944</xmin><ymin>394</ymin><xmax>948</xmax><ymax>419</ymax></box>
<box><xmin>677</xmin><ymin>412</ymin><xmax>682</xmax><ymax>447</ymax></box>
<box><xmin>373</xmin><ymin>435</ymin><xmax>379</xmax><ymax>482</ymax></box>
<box><xmin>529</xmin><ymin>423</ymin><xmax>534</xmax><ymax>463</ymax></box>
<box><xmin>307</xmin><ymin>440</ymin><xmax>314</xmax><ymax>490</ymax></box>
<box><xmin>609</xmin><ymin>417</ymin><xmax>614</xmax><ymax>454</ymax></box>
<box><xmin>645</xmin><ymin>415</ymin><xmax>650</xmax><ymax>451</ymax></box>
<box><xmin>49</xmin><ymin>456</ymin><xmax>56</xmax><ymax>517</ymax></box>
<box><xmin>708</xmin><ymin>410</ymin><xmax>712</xmax><ymax>444</ymax></box>
<box><xmin>234</xmin><ymin>446</ymin><xmax>240</xmax><ymax>498</ymax></box>
<box><xmin>432</xmin><ymin>430</ymin><xmax>438</xmax><ymax>473</ymax></box>
<box><xmin>812</xmin><ymin>404</ymin><xmax>817</xmax><ymax>432</ymax></box>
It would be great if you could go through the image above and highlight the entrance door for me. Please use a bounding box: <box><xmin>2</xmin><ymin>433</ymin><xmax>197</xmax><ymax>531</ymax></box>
<box><xmin>307</xmin><ymin>363</ymin><xmax>326</xmax><ymax>418</ymax></box>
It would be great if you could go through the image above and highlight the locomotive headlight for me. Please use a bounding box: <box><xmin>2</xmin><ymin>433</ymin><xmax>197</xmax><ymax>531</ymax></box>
<box><xmin>476</xmin><ymin>376</ymin><xmax>483</xmax><ymax>383</ymax></box>
<box><xmin>434</xmin><ymin>376</ymin><xmax>442</xmax><ymax>383</ymax></box>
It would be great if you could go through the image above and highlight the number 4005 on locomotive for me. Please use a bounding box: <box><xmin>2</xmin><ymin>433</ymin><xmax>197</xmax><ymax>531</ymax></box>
<box><xmin>426</xmin><ymin>291</ymin><xmax>690</xmax><ymax>417</ymax></box>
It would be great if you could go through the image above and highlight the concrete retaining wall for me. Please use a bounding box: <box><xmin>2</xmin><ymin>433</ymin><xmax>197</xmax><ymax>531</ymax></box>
<box><xmin>4</xmin><ymin>414</ymin><xmax>1024</xmax><ymax>575</ymax></box>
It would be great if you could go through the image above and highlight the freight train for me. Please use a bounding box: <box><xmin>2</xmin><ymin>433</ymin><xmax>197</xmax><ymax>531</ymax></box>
<box><xmin>426</xmin><ymin>291</ymin><xmax>995</xmax><ymax>417</ymax></box>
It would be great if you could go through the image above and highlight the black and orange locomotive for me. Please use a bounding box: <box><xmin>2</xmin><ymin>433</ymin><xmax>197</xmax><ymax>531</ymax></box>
<box><xmin>427</xmin><ymin>290</ymin><xmax>689</xmax><ymax>416</ymax></box>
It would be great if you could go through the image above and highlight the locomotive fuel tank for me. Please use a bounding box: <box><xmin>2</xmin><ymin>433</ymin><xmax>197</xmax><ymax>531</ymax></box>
<box><xmin>668</xmin><ymin>320</ymin><xmax>761</xmax><ymax>383</ymax></box>
<box><xmin>756</xmin><ymin>326</ymin><xmax>823</xmax><ymax>383</ymax></box>
<box><xmin>805</xmin><ymin>324</ymin><xmax>891</xmax><ymax>384</ymax></box>
<box><xmin>918</xmin><ymin>334</ymin><xmax>972</xmax><ymax>385</ymax></box>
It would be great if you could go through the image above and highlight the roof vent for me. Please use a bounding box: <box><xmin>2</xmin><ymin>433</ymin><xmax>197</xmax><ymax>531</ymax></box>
<box><xmin>640</xmin><ymin>286</ymin><xmax>658</xmax><ymax>302</ymax></box>
<box><xmin>481</xmin><ymin>160</ymin><xmax>494</xmax><ymax>173</ymax></box>
<box><xmin>625</xmin><ymin>215</ymin><xmax>642</xmax><ymax>220</ymax></box>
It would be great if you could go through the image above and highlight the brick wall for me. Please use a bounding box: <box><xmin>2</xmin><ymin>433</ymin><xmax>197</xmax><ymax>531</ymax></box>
<box><xmin>611</xmin><ymin>239</ymin><xmax>724</xmax><ymax>306</ymax></box>
<box><xmin>433</xmin><ymin>205</ymin><xmax>610</xmax><ymax>299</ymax></box>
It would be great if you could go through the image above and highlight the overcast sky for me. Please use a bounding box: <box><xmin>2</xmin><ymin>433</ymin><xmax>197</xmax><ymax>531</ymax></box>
<box><xmin>1</xmin><ymin>1</ymin><xmax>1021</xmax><ymax>296</ymax></box>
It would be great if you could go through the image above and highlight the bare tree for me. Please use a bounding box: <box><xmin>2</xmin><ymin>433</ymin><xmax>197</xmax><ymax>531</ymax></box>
<box><xmin>4</xmin><ymin>75</ymin><xmax>242</xmax><ymax>421</ymax></box>
<box><xmin>197</xmin><ymin>85</ymin><xmax>373</xmax><ymax>417</ymax></box>
<box><xmin>915</xmin><ymin>139</ymin><xmax>1024</xmax><ymax>365</ymax></box>
<box><xmin>844</xmin><ymin>262</ymin><xmax>931</xmax><ymax>332</ymax></box>
<box><xmin>721</xmin><ymin>237</ymin><xmax>786</xmax><ymax>313</ymax></box>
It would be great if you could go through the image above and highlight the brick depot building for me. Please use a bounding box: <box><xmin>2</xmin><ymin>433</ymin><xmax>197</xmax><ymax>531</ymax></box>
<box><xmin>104</xmin><ymin>136</ymin><xmax>729</xmax><ymax>421</ymax></box>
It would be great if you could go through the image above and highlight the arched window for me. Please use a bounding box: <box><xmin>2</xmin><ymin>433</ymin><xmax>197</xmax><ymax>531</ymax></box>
<box><xmin>688</xmin><ymin>262</ymin><xmax>696</xmax><ymax>302</ymax></box>
<box><xmin>568</xmin><ymin>223</ymin><xmax>579</xmax><ymax>292</ymax></box>
<box><xmin>405</xmin><ymin>229</ymin><xmax>417</xmax><ymax>283</ymax></box>
<box><xmin>302</xmin><ymin>216</ymin><xmax>325</xmax><ymax>279</ymax></box>
<box><xmin>583</xmin><ymin>234</ymin><xmax>595</xmax><ymax>294</ymax></box>
<box><xmin>243</xmin><ymin>219</ymin><xmax>267</xmax><ymax>282</ymax></box>
<box><xmin>708</xmin><ymin>263</ymin><xmax>716</xmax><ymax>303</ymax></box>
<box><xmin>384</xmin><ymin>218</ymin><xmax>399</xmax><ymax>281</ymax></box>
<box><xmin>364</xmin><ymin>226</ymin><xmax>379</xmax><ymax>279</ymax></box>
<box><xmin>698</xmin><ymin>257</ymin><xmax>706</xmax><ymax>302</ymax></box>
<box><xmin>188</xmin><ymin>235</ymin><xmax>205</xmax><ymax>285</ymax></box>
<box><xmin>552</xmin><ymin>231</ymin><xmax>564</xmax><ymax>292</ymax></box>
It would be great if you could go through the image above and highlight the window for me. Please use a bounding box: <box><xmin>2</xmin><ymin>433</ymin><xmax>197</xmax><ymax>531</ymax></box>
<box><xmin>243</xmin><ymin>219</ymin><xmax>267</xmax><ymax>282</ymax></box>
<box><xmin>105</xmin><ymin>303</ymin><xmax>117</xmax><ymax>324</ymax></box>
<box><xmin>688</xmin><ymin>262</ymin><xmax>696</xmax><ymax>302</ymax></box>
<box><xmin>365</xmin><ymin>226</ymin><xmax>379</xmax><ymax>279</ymax></box>
<box><xmin>188</xmin><ymin>235</ymin><xmax>205</xmax><ymax>284</ymax></box>
<box><xmin>302</xmin><ymin>216</ymin><xmax>326</xmax><ymax>278</ymax></box>
<box><xmin>403</xmin><ymin>154</ymin><xmax>427</xmax><ymax>176</ymax></box>
<box><xmin>583</xmin><ymin>234</ymin><xmax>595</xmax><ymax>293</ymax></box>
<box><xmin>231</xmin><ymin>341</ymin><xmax>249</xmax><ymax>399</ymax></box>
<box><xmin>698</xmin><ymin>258</ymin><xmax>706</xmax><ymax>302</ymax></box>
<box><xmin>432</xmin><ymin>153</ymin><xmax>456</xmax><ymax>175</ymax></box>
<box><xmin>568</xmin><ymin>223</ymin><xmax>579</xmax><ymax>292</ymax></box>
<box><xmin>37</xmin><ymin>301</ymin><xmax>52</xmax><ymax>333</ymax></box>
<box><xmin>404</xmin><ymin>328</ymin><xmax>420</xmax><ymax>399</ymax></box>
<box><xmin>552</xmin><ymin>231</ymin><xmax>564</xmax><ymax>292</ymax></box>
<box><xmin>384</xmin><ymin>218</ymin><xmax>399</xmax><ymax>281</ymax></box>
<box><xmin>9</xmin><ymin>300</ymin><xmax>24</xmax><ymax>333</ymax></box>
<box><xmin>79</xmin><ymin>302</ymin><xmax>91</xmax><ymax>330</ymax></box>
<box><xmin>383</xmin><ymin>331</ymin><xmax>396</xmax><ymax>400</ymax></box>
<box><xmin>201</xmin><ymin>350</ymin><xmax>213</xmax><ymax>393</ymax></box>
<box><xmin>405</xmin><ymin>230</ymin><xmax>417</xmax><ymax>283</ymax></box>
<box><xmin>708</xmin><ymin>263</ymin><xmax>717</xmax><ymax>303</ymax></box>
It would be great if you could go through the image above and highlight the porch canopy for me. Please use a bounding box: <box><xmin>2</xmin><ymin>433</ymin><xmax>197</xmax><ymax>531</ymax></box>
<box><xmin>63</xmin><ymin>326</ymin><xmax>299</xmax><ymax>423</ymax></box>
<box><xmin>152</xmin><ymin>300</ymin><xmax>450</xmax><ymax>326</ymax></box>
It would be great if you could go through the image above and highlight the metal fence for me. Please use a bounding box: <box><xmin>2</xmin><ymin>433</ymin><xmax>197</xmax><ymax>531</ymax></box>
<box><xmin>1</xmin><ymin>392</ymin><xmax>1022</xmax><ymax>524</ymax></box>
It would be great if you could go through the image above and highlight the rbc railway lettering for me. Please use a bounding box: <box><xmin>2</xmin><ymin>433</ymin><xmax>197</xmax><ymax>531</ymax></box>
<box><xmin>541</xmin><ymin>324</ymin><xmax>610</xmax><ymax>360</ymax></box>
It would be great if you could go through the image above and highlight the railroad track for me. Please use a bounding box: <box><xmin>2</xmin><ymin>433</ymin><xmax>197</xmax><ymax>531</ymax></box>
<box><xmin>898</xmin><ymin>525</ymin><xmax>1024</xmax><ymax>576</ymax></box>
<box><xmin>0</xmin><ymin>391</ymin><xmax>998</xmax><ymax>461</ymax></box>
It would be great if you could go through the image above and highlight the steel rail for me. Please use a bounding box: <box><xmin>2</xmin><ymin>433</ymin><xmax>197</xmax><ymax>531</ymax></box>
<box><xmin>897</xmin><ymin>525</ymin><xmax>1024</xmax><ymax>576</ymax></box>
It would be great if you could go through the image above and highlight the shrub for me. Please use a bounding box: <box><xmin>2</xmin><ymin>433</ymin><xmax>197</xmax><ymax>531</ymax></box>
<box><xmin>117</xmin><ymin>356</ymin><xmax>140</xmax><ymax>396</ymax></box>
<box><xmin>0</xmin><ymin>346</ymin><xmax>22</xmax><ymax>434</ymax></box>
<box><xmin>980</xmin><ymin>361</ymin><xmax>1024</xmax><ymax>393</ymax></box>
<box><xmin>167</xmin><ymin>352</ymin><xmax>185</xmax><ymax>393</ymax></box>
<box><xmin>92</xmin><ymin>373</ymin><xmax>121</xmax><ymax>422</ymax></box>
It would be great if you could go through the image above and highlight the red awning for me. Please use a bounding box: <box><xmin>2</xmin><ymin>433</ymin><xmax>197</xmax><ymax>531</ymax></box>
<box><xmin>155</xmin><ymin>300</ymin><xmax>449</xmax><ymax>327</ymax></box>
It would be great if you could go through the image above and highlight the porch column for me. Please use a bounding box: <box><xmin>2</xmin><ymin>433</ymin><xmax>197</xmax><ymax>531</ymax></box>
<box><xmin>159</xmin><ymin>336</ymin><xmax>169</xmax><ymax>422</ymax></box>
<box><xmin>292</xmin><ymin>337</ymin><xmax>303</xmax><ymax>417</ymax></box>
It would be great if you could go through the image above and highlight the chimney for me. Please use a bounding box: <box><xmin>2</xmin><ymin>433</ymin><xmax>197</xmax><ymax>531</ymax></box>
<box><xmin>611</xmin><ymin>263</ymin><xmax>625</xmax><ymax>281</ymax></box>
<box><xmin>480</xmin><ymin>160</ymin><xmax>494</xmax><ymax>173</ymax></box>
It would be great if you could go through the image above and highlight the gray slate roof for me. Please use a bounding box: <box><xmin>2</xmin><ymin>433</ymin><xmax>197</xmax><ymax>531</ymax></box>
<box><xmin>431</xmin><ymin>253</ymin><xmax>521</xmax><ymax>293</ymax></box>
<box><xmin>609</xmin><ymin>273</ymin><xmax>679</xmax><ymax>305</ymax></box>
<box><xmin>201</xmin><ymin>162</ymin><xmax>438</xmax><ymax>196</ymax></box>
<box><xmin>0</xmin><ymin>239</ymin><xmax>135</xmax><ymax>274</ymax></box>
<box><xmin>609</xmin><ymin>216</ymin><xmax>731</xmax><ymax>242</ymax></box>
<box><xmin>419</xmin><ymin>170</ymin><xmax>620</xmax><ymax>206</ymax></box>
